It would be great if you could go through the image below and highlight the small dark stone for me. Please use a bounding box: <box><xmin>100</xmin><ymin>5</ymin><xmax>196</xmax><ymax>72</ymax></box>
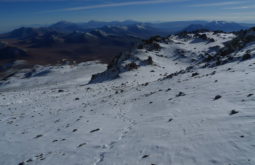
<box><xmin>77</xmin><ymin>143</ymin><xmax>87</xmax><ymax>148</ymax></box>
<box><xmin>142</xmin><ymin>82</ymin><xmax>149</xmax><ymax>86</ymax></box>
<box><xmin>72</xmin><ymin>129</ymin><xmax>78</xmax><ymax>132</ymax></box>
<box><xmin>166</xmin><ymin>88</ymin><xmax>171</xmax><ymax>92</ymax></box>
<box><xmin>247</xmin><ymin>94</ymin><xmax>253</xmax><ymax>97</ymax></box>
<box><xmin>58</xmin><ymin>89</ymin><xmax>64</xmax><ymax>93</ymax></box>
<box><xmin>229</xmin><ymin>110</ymin><xmax>239</xmax><ymax>116</ymax></box>
<box><xmin>18</xmin><ymin>162</ymin><xmax>25</xmax><ymax>165</ymax></box>
<box><xmin>168</xmin><ymin>118</ymin><xmax>173</xmax><ymax>122</ymax></box>
<box><xmin>240</xmin><ymin>135</ymin><xmax>244</xmax><ymax>138</ymax></box>
<box><xmin>213</xmin><ymin>95</ymin><xmax>222</xmax><ymax>100</ymax></box>
<box><xmin>34</xmin><ymin>134</ymin><xmax>43</xmax><ymax>139</ymax></box>
<box><xmin>176</xmin><ymin>92</ymin><xmax>186</xmax><ymax>97</ymax></box>
<box><xmin>142</xmin><ymin>155</ymin><xmax>149</xmax><ymax>159</ymax></box>
<box><xmin>191</xmin><ymin>72</ymin><xmax>199</xmax><ymax>77</ymax></box>
<box><xmin>210</xmin><ymin>71</ymin><xmax>216</xmax><ymax>75</ymax></box>
<box><xmin>75</xmin><ymin>98</ymin><xmax>80</xmax><ymax>101</ymax></box>
<box><xmin>90</xmin><ymin>128</ymin><xmax>100</xmax><ymax>133</ymax></box>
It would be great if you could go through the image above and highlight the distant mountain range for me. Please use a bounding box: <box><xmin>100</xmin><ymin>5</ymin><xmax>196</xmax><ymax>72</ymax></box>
<box><xmin>182</xmin><ymin>21</ymin><xmax>252</xmax><ymax>32</ymax></box>
<box><xmin>47</xmin><ymin>20</ymin><xmax>255</xmax><ymax>34</ymax></box>
<box><xmin>2</xmin><ymin>20</ymin><xmax>255</xmax><ymax>39</ymax></box>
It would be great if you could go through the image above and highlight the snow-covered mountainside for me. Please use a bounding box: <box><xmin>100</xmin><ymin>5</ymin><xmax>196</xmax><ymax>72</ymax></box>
<box><xmin>0</xmin><ymin>30</ymin><xmax>255</xmax><ymax>165</ymax></box>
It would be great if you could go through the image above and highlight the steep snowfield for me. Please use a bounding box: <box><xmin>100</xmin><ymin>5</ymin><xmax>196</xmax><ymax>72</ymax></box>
<box><xmin>0</xmin><ymin>32</ymin><xmax>255</xmax><ymax>165</ymax></box>
<box><xmin>0</xmin><ymin>61</ymin><xmax>107</xmax><ymax>90</ymax></box>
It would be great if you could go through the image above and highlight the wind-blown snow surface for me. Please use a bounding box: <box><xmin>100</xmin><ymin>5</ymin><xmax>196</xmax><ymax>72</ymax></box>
<box><xmin>0</xmin><ymin>33</ymin><xmax>255</xmax><ymax>165</ymax></box>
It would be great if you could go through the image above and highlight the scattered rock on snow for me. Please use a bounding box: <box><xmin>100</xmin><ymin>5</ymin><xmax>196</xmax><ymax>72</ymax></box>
<box><xmin>247</xmin><ymin>94</ymin><xmax>253</xmax><ymax>97</ymax></box>
<box><xmin>213</xmin><ymin>95</ymin><xmax>222</xmax><ymax>100</ymax></box>
<box><xmin>229</xmin><ymin>110</ymin><xmax>239</xmax><ymax>116</ymax></box>
<box><xmin>142</xmin><ymin>155</ymin><xmax>149</xmax><ymax>159</ymax></box>
<box><xmin>90</xmin><ymin>128</ymin><xmax>100</xmax><ymax>133</ymax></box>
<box><xmin>34</xmin><ymin>134</ymin><xmax>43</xmax><ymax>139</ymax></box>
<box><xmin>58</xmin><ymin>89</ymin><xmax>64</xmax><ymax>93</ymax></box>
<box><xmin>77</xmin><ymin>143</ymin><xmax>86</xmax><ymax>148</ymax></box>
<box><xmin>142</xmin><ymin>82</ymin><xmax>149</xmax><ymax>86</ymax></box>
<box><xmin>176</xmin><ymin>92</ymin><xmax>186</xmax><ymax>97</ymax></box>
<box><xmin>168</xmin><ymin>118</ymin><xmax>173</xmax><ymax>122</ymax></box>
<box><xmin>125</xmin><ymin>62</ymin><xmax>139</xmax><ymax>71</ymax></box>
<box><xmin>191</xmin><ymin>72</ymin><xmax>199</xmax><ymax>77</ymax></box>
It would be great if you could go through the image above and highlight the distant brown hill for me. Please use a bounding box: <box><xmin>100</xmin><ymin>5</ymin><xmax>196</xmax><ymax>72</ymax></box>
<box><xmin>0</xmin><ymin>26</ymin><xmax>143</xmax><ymax>78</ymax></box>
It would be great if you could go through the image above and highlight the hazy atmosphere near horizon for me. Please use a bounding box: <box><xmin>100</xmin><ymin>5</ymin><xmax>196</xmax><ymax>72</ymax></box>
<box><xmin>1</xmin><ymin>0</ymin><xmax>255</xmax><ymax>165</ymax></box>
<box><xmin>1</xmin><ymin>0</ymin><xmax>255</xmax><ymax>32</ymax></box>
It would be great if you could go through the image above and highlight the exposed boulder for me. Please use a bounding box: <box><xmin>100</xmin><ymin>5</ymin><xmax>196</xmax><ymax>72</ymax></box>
<box><xmin>143</xmin><ymin>56</ymin><xmax>153</xmax><ymax>65</ymax></box>
<box><xmin>125</xmin><ymin>62</ymin><xmax>139</xmax><ymax>71</ymax></box>
<box><xmin>242</xmin><ymin>53</ymin><xmax>251</xmax><ymax>61</ymax></box>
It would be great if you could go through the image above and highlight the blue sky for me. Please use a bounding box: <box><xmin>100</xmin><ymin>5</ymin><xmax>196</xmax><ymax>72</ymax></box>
<box><xmin>1</xmin><ymin>0</ymin><xmax>255</xmax><ymax>32</ymax></box>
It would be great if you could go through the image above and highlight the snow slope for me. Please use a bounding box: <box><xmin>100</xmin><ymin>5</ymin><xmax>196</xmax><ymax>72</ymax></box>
<box><xmin>0</xmin><ymin>32</ymin><xmax>255</xmax><ymax>165</ymax></box>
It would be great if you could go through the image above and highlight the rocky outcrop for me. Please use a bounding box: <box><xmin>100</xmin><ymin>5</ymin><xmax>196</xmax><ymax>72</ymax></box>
<box><xmin>138</xmin><ymin>36</ymin><xmax>162</xmax><ymax>51</ymax></box>
<box><xmin>89</xmin><ymin>52</ymin><xmax>130</xmax><ymax>84</ymax></box>
<box><xmin>89</xmin><ymin>51</ymin><xmax>154</xmax><ymax>84</ymax></box>
<box><xmin>219</xmin><ymin>28</ymin><xmax>255</xmax><ymax>57</ymax></box>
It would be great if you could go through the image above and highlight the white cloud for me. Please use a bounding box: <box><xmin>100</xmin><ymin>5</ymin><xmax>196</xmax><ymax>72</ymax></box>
<box><xmin>46</xmin><ymin>0</ymin><xmax>188</xmax><ymax>12</ymax></box>
<box><xmin>225</xmin><ymin>5</ymin><xmax>255</xmax><ymax>9</ymax></box>
<box><xmin>189</xmin><ymin>1</ymin><xmax>244</xmax><ymax>7</ymax></box>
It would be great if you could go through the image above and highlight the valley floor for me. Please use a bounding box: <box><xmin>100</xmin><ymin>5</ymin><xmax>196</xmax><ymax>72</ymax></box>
<box><xmin>0</xmin><ymin>49</ymin><xmax>255</xmax><ymax>165</ymax></box>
